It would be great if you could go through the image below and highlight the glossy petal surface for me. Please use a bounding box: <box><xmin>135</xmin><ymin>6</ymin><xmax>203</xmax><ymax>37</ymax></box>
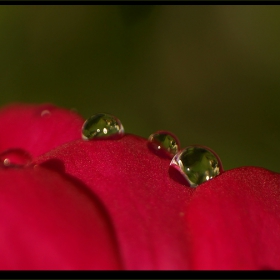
<box><xmin>0</xmin><ymin>103</ymin><xmax>84</xmax><ymax>157</ymax></box>
<box><xmin>0</xmin><ymin>166</ymin><xmax>122</xmax><ymax>270</ymax></box>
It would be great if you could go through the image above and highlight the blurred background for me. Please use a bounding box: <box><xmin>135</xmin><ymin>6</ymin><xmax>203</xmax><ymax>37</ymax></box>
<box><xmin>0</xmin><ymin>5</ymin><xmax>280</xmax><ymax>172</ymax></box>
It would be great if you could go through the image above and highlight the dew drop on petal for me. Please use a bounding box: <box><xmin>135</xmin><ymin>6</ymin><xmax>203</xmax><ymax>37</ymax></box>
<box><xmin>170</xmin><ymin>145</ymin><xmax>223</xmax><ymax>187</ymax></box>
<box><xmin>41</xmin><ymin>110</ymin><xmax>51</xmax><ymax>117</ymax></box>
<box><xmin>0</xmin><ymin>148</ymin><xmax>33</xmax><ymax>168</ymax></box>
<box><xmin>37</xmin><ymin>105</ymin><xmax>55</xmax><ymax>117</ymax></box>
<box><xmin>148</xmin><ymin>131</ymin><xmax>180</xmax><ymax>158</ymax></box>
<box><xmin>82</xmin><ymin>113</ymin><xmax>124</xmax><ymax>140</ymax></box>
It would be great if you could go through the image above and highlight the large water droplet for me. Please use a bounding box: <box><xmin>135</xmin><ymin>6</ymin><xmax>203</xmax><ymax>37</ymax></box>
<box><xmin>0</xmin><ymin>148</ymin><xmax>33</xmax><ymax>168</ymax></box>
<box><xmin>170</xmin><ymin>145</ymin><xmax>222</xmax><ymax>187</ymax></box>
<box><xmin>82</xmin><ymin>113</ymin><xmax>124</xmax><ymax>140</ymax></box>
<box><xmin>148</xmin><ymin>131</ymin><xmax>180</xmax><ymax>158</ymax></box>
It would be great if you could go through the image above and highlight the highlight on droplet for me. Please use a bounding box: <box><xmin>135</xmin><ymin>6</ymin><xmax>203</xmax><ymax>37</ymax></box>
<box><xmin>0</xmin><ymin>148</ymin><xmax>33</xmax><ymax>168</ymax></box>
<box><xmin>148</xmin><ymin>131</ymin><xmax>180</xmax><ymax>158</ymax></box>
<box><xmin>170</xmin><ymin>145</ymin><xmax>223</xmax><ymax>187</ymax></box>
<box><xmin>82</xmin><ymin>113</ymin><xmax>124</xmax><ymax>140</ymax></box>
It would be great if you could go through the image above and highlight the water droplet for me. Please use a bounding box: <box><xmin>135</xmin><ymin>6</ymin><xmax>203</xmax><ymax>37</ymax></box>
<box><xmin>37</xmin><ymin>105</ymin><xmax>55</xmax><ymax>117</ymax></box>
<box><xmin>82</xmin><ymin>113</ymin><xmax>124</xmax><ymax>140</ymax></box>
<box><xmin>148</xmin><ymin>131</ymin><xmax>180</xmax><ymax>158</ymax></box>
<box><xmin>170</xmin><ymin>145</ymin><xmax>222</xmax><ymax>187</ymax></box>
<box><xmin>41</xmin><ymin>110</ymin><xmax>51</xmax><ymax>117</ymax></box>
<box><xmin>0</xmin><ymin>148</ymin><xmax>33</xmax><ymax>168</ymax></box>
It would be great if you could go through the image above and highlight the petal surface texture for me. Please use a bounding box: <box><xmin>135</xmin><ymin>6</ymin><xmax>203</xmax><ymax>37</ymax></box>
<box><xmin>0</xmin><ymin>103</ymin><xmax>84</xmax><ymax>157</ymax></box>
<box><xmin>2</xmin><ymin>103</ymin><xmax>280</xmax><ymax>270</ymax></box>
<box><xmin>35</xmin><ymin>135</ymin><xmax>280</xmax><ymax>270</ymax></box>
<box><xmin>0</xmin><ymin>166</ymin><xmax>122</xmax><ymax>270</ymax></box>
<box><xmin>36</xmin><ymin>136</ymin><xmax>194</xmax><ymax>270</ymax></box>
<box><xmin>184</xmin><ymin>166</ymin><xmax>280</xmax><ymax>270</ymax></box>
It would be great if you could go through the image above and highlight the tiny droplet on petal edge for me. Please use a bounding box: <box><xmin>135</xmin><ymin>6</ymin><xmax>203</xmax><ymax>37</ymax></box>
<box><xmin>41</xmin><ymin>110</ymin><xmax>51</xmax><ymax>117</ymax></box>
<box><xmin>0</xmin><ymin>148</ymin><xmax>33</xmax><ymax>168</ymax></box>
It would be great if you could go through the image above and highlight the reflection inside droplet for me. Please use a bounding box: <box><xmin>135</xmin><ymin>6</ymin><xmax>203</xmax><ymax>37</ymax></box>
<box><xmin>82</xmin><ymin>113</ymin><xmax>124</xmax><ymax>140</ymax></box>
<box><xmin>170</xmin><ymin>145</ymin><xmax>222</xmax><ymax>187</ymax></box>
<box><xmin>0</xmin><ymin>148</ymin><xmax>33</xmax><ymax>168</ymax></box>
<box><xmin>148</xmin><ymin>131</ymin><xmax>180</xmax><ymax>158</ymax></box>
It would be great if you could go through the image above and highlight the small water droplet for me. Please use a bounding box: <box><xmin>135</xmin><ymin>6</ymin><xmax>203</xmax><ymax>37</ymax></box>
<box><xmin>170</xmin><ymin>145</ymin><xmax>222</xmax><ymax>187</ymax></box>
<box><xmin>35</xmin><ymin>105</ymin><xmax>54</xmax><ymax>118</ymax></box>
<box><xmin>148</xmin><ymin>131</ymin><xmax>180</xmax><ymax>158</ymax></box>
<box><xmin>41</xmin><ymin>110</ymin><xmax>51</xmax><ymax>117</ymax></box>
<box><xmin>82</xmin><ymin>113</ymin><xmax>124</xmax><ymax>140</ymax></box>
<box><xmin>0</xmin><ymin>148</ymin><xmax>33</xmax><ymax>168</ymax></box>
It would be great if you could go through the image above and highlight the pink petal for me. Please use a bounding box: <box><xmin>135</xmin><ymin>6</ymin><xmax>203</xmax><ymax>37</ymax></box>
<box><xmin>35</xmin><ymin>135</ymin><xmax>280</xmax><ymax>270</ymax></box>
<box><xmin>0</xmin><ymin>166</ymin><xmax>122</xmax><ymax>270</ymax></box>
<box><xmin>0</xmin><ymin>103</ymin><xmax>84</xmax><ymax>157</ymax></box>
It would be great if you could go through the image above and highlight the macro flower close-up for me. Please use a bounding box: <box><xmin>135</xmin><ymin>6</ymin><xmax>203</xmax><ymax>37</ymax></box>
<box><xmin>1</xmin><ymin>4</ymin><xmax>280</xmax><ymax>271</ymax></box>
<box><xmin>1</xmin><ymin>103</ymin><xmax>280</xmax><ymax>270</ymax></box>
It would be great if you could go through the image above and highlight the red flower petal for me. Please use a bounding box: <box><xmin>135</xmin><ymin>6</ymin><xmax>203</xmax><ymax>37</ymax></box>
<box><xmin>0</xmin><ymin>103</ymin><xmax>84</xmax><ymax>157</ymax></box>
<box><xmin>0</xmin><ymin>166</ymin><xmax>122</xmax><ymax>270</ymax></box>
<box><xmin>2</xmin><ymin>103</ymin><xmax>280</xmax><ymax>269</ymax></box>
<box><xmin>35</xmin><ymin>135</ymin><xmax>280</xmax><ymax>270</ymax></box>
<box><xmin>35</xmin><ymin>135</ymin><xmax>197</xmax><ymax>270</ymax></box>
<box><xmin>184</xmin><ymin>166</ymin><xmax>280</xmax><ymax>270</ymax></box>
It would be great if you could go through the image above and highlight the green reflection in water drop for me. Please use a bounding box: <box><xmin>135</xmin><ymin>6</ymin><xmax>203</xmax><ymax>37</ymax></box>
<box><xmin>148</xmin><ymin>131</ymin><xmax>180</xmax><ymax>157</ymax></box>
<box><xmin>170</xmin><ymin>146</ymin><xmax>222</xmax><ymax>187</ymax></box>
<box><xmin>82</xmin><ymin>113</ymin><xmax>124</xmax><ymax>140</ymax></box>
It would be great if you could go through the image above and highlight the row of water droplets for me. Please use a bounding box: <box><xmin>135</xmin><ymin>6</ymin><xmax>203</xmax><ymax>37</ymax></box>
<box><xmin>0</xmin><ymin>111</ymin><xmax>222</xmax><ymax>187</ymax></box>
<box><xmin>81</xmin><ymin>113</ymin><xmax>223</xmax><ymax>187</ymax></box>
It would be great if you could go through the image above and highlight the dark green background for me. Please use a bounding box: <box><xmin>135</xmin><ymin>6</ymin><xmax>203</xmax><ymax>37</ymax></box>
<box><xmin>1</xmin><ymin>5</ymin><xmax>280</xmax><ymax>172</ymax></box>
